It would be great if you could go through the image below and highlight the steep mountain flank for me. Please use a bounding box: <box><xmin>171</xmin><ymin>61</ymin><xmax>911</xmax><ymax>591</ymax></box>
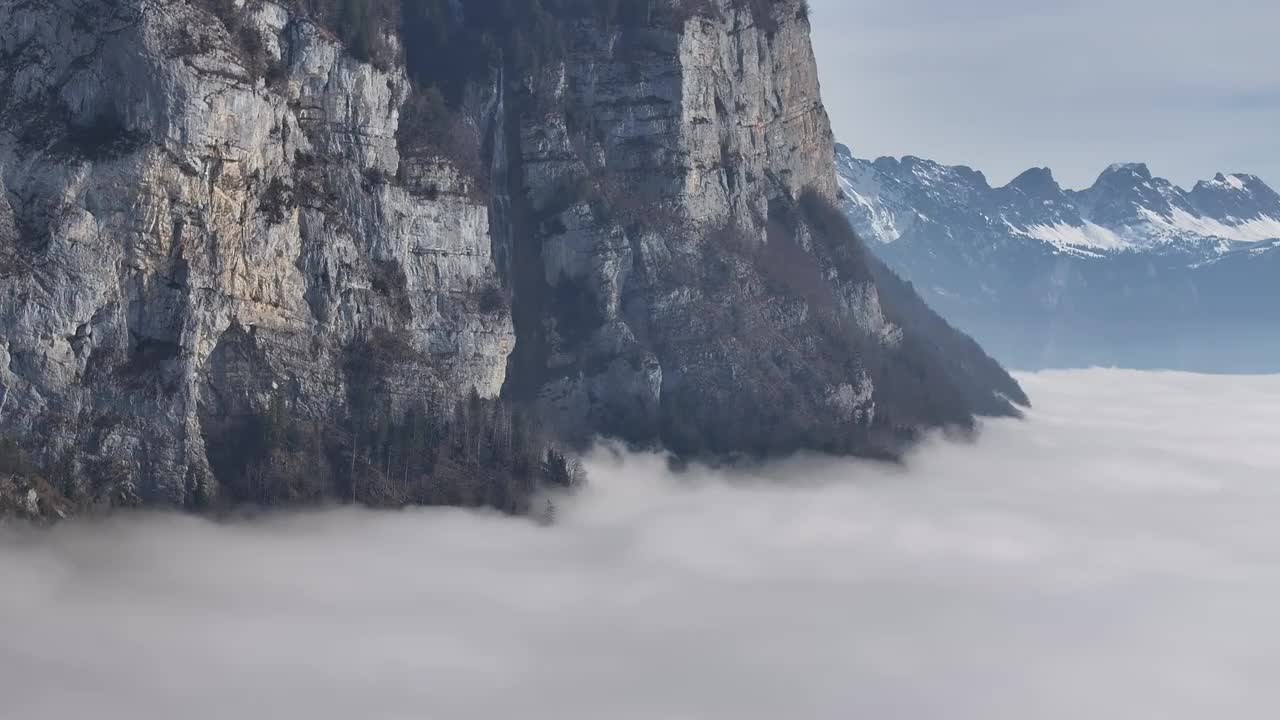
<box><xmin>0</xmin><ymin>0</ymin><xmax>1024</xmax><ymax>515</ymax></box>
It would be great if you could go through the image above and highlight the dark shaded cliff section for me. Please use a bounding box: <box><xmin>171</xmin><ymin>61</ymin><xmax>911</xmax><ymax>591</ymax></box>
<box><xmin>475</xmin><ymin>1</ymin><xmax>1026</xmax><ymax>463</ymax></box>
<box><xmin>868</xmin><ymin>257</ymin><xmax>1032</xmax><ymax>415</ymax></box>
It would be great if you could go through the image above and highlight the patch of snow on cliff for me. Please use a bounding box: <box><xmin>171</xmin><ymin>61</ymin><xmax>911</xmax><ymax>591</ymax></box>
<box><xmin>839</xmin><ymin>174</ymin><xmax>903</xmax><ymax>244</ymax></box>
<box><xmin>1140</xmin><ymin>208</ymin><xmax>1280</xmax><ymax>243</ymax></box>
<box><xmin>837</xmin><ymin>155</ymin><xmax>908</xmax><ymax>244</ymax></box>
<box><xmin>1021</xmin><ymin>222</ymin><xmax>1130</xmax><ymax>252</ymax></box>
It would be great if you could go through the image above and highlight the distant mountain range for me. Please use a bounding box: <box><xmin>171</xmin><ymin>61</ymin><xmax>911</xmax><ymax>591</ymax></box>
<box><xmin>837</xmin><ymin>145</ymin><xmax>1280</xmax><ymax>373</ymax></box>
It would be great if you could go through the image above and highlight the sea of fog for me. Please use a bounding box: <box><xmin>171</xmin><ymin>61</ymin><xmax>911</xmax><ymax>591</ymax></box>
<box><xmin>2</xmin><ymin>369</ymin><xmax>1279</xmax><ymax>719</ymax></box>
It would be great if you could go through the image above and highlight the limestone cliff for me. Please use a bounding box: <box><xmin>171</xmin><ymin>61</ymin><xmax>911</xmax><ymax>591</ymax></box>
<box><xmin>0</xmin><ymin>0</ymin><xmax>1025</xmax><ymax>513</ymax></box>
<box><xmin>0</xmin><ymin>0</ymin><xmax>513</xmax><ymax>507</ymax></box>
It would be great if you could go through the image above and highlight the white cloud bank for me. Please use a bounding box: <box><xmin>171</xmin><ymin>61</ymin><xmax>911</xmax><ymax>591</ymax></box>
<box><xmin>3</xmin><ymin>369</ymin><xmax>1280</xmax><ymax>719</ymax></box>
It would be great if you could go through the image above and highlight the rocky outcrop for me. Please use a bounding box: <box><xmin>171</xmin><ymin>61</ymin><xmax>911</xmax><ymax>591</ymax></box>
<box><xmin>0</xmin><ymin>0</ymin><xmax>1025</xmax><ymax>510</ymax></box>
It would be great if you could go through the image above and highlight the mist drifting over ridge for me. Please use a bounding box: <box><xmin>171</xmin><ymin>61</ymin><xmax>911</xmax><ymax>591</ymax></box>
<box><xmin>3</xmin><ymin>369</ymin><xmax>1279</xmax><ymax>720</ymax></box>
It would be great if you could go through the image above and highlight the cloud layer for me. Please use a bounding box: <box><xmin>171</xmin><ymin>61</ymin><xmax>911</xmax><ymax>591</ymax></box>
<box><xmin>809</xmin><ymin>0</ymin><xmax>1280</xmax><ymax>189</ymax></box>
<box><xmin>2</xmin><ymin>370</ymin><xmax>1279</xmax><ymax>719</ymax></box>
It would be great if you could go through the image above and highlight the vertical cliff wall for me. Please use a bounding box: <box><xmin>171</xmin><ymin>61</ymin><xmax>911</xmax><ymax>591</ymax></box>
<box><xmin>0</xmin><ymin>0</ymin><xmax>513</xmax><ymax>506</ymax></box>
<box><xmin>0</xmin><ymin>0</ymin><xmax>1025</xmax><ymax>511</ymax></box>
<box><xmin>504</xmin><ymin>2</ymin><xmax>849</xmax><ymax>437</ymax></box>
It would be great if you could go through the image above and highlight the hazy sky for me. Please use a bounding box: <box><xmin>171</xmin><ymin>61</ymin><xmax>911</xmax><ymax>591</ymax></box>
<box><xmin>4</xmin><ymin>369</ymin><xmax>1279</xmax><ymax>719</ymax></box>
<box><xmin>808</xmin><ymin>0</ymin><xmax>1280</xmax><ymax>190</ymax></box>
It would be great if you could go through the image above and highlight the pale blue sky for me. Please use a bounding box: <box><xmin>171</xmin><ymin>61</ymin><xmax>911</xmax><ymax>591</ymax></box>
<box><xmin>808</xmin><ymin>0</ymin><xmax>1280</xmax><ymax>190</ymax></box>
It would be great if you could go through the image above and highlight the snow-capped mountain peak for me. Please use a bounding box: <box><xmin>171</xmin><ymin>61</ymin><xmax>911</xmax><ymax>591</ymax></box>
<box><xmin>1002</xmin><ymin>168</ymin><xmax>1063</xmax><ymax>205</ymax></box>
<box><xmin>1099</xmin><ymin>162</ymin><xmax>1152</xmax><ymax>179</ymax></box>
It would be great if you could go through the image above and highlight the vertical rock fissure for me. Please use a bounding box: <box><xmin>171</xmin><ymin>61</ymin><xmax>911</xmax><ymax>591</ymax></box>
<box><xmin>487</xmin><ymin>65</ymin><xmax>512</xmax><ymax>287</ymax></box>
<box><xmin>497</xmin><ymin>64</ymin><xmax>550</xmax><ymax>404</ymax></box>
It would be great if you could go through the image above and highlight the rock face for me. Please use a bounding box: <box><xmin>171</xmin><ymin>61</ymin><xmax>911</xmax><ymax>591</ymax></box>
<box><xmin>0</xmin><ymin>0</ymin><xmax>1025</xmax><ymax>510</ymax></box>
<box><xmin>0</xmin><ymin>0</ymin><xmax>512</xmax><ymax>505</ymax></box>
<box><xmin>837</xmin><ymin>145</ymin><xmax>1280</xmax><ymax>372</ymax></box>
<box><xmin>504</xmin><ymin>1</ymin><xmax>854</xmax><ymax>443</ymax></box>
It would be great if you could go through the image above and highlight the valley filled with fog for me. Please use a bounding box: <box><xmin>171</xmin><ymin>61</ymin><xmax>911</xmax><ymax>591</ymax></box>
<box><xmin>2</xmin><ymin>369</ymin><xmax>1278</xmax><ymax>719</ymax></box>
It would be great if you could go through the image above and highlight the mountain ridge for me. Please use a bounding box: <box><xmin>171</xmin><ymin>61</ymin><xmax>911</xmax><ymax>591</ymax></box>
<box><xmin>839</xmin><ymin>143</ymin><xmax>1280</xmax><ymax>256</ymax></box>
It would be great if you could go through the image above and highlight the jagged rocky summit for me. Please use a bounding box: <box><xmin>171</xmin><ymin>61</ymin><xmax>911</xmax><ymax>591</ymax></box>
<box><xmin>838</xmin><ymin>145</ymin><xmax>1280</xmax><ymax>372</ymax></box>
<box><xmin>0</xmin><ymin>0</ymin><xmax>1025</xmax><ymax>518</ymax></box>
